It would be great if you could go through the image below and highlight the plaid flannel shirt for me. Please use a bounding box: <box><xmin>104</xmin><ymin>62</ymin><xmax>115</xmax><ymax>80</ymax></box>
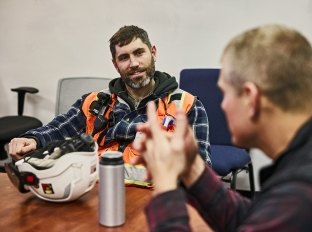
<box><xmin>24</xmin><ymin>93</ymin><xmax>211</xmax><ymax>164</ymax></box>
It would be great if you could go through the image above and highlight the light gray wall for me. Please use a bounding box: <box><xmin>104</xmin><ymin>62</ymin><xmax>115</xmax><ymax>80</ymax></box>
<box><xmin>1</xmin><ymin>0</ymin><xmax>311</xmax><ymax>189</ymax></box>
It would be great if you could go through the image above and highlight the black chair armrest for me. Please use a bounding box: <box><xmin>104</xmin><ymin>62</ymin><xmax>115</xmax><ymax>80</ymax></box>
<box><xmin>11</xmin><ymin>87</ymin><xmax>39</xmax><ymax>115</ymax></box>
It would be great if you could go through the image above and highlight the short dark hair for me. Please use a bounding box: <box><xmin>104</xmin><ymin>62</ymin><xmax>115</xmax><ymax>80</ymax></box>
<box><xmin>109</xmin><ymin>25</ymin><xmax>152</xmax><ymax>60</ymax></box>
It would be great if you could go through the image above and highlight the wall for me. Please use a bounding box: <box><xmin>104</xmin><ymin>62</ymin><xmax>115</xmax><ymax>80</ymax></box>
<box><xmin>1</xmin><ymin>0</ymin><xmax>311</xmax><ymax>189</ymax></box>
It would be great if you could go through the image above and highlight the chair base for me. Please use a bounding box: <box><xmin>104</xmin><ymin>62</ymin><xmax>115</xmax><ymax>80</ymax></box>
<box><xmin>221</xmin><ymin>162</ymin><xmax>255</xmax><ymax>199</ymax></box>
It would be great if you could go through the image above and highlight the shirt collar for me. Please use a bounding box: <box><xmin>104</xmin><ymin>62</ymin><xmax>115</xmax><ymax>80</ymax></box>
<box><xmin>259</xmin><ymin>116</ymin><xmax>312</xmax><ymax>185</ymax></box>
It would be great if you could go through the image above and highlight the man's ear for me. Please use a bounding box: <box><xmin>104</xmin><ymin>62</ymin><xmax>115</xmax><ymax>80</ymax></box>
<box><xmin>151</xmin><ymin>45</ymin><xmax>157</xmax><ymax>62</ymax></box>
<box><xmin>243</xmin><ymin>82</ymin><xmax>261</xmax><ymax>119</ymax></box>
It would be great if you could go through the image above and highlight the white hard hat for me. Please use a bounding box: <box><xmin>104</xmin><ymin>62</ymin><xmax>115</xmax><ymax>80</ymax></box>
<box><xmin>5</xmin><ymin>134</ymin><xmax>99</xmax><ymax>202</ymax></box>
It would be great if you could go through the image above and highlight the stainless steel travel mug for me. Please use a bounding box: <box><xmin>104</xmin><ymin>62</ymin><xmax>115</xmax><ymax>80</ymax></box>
<box><xmin>98</xmin><ymin>151</ymin><xmax>125</xmax><ymax>227</ymax></box>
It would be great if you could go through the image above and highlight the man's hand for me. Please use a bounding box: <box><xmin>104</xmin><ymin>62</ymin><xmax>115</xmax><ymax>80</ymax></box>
<box><xmin>133</xmin><ymin>101</ymin><xmax>203</xmax><ymax>195</ymax></box>
<box><xmin>8</xmin><ymin>138</ymin><xmax>37</xmax><ymax>161</ymax></box>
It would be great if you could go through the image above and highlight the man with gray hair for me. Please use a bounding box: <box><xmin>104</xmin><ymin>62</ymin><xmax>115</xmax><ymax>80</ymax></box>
<box><xmin>134</xmin><ymin>24</ymin><xmax>312</xmax><ymax>231</ymax></box>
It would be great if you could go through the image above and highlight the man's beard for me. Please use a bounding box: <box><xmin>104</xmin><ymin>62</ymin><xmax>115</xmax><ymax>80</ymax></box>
<box><xmin>121</xmin><ymin>59</ymin><xmax>155</xmax><ymax>89</ymax></box>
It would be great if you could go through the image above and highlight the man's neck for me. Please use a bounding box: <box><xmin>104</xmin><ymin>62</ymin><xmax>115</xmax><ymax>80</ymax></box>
<box><xmin>258</xmin><ymin>111</ymin><xmax>311</xmax><ymax>160</ymax></box>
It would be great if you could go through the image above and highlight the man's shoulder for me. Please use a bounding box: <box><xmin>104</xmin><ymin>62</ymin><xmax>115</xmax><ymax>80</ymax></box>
<box><xmin>261</xmin><ymin>161</ymin><xmax>312</xmax><ymax>191</ymax></box>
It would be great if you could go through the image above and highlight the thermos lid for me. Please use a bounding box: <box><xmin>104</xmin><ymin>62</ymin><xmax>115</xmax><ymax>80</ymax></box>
<box><xmin>100</xmin><ymin>151</ymin><xmax>124</xmax><ymax>165</ymax></box>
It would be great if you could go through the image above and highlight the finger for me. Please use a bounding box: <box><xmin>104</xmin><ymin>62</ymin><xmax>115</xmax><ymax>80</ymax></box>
<box><xmin>175</xmin><ymin>109</ymin><xmax>188</xmax><ymax>139</ymax></box>
<box><xmin>19</xmin><ymin>145</ymin><xmax>34</xmax><ymax>155</ymax></box>
<box><xmin>130</xmin><ymin>155</ymin><xmax>145</xmax><ymax>165</ymax></box>
<box><xmin>8</xmin><ymin>139</ymin><xmax>19</xmax><ymax>155</ymax></box>
<box><xmin>12</xmin><ymin>139</ymin><xmax>35</xmax><ymax>156</ymax></box>
<box><xmin>146</xmin><ymin>101</ymin><xmax>158</xmax><ymax>124</ymax></box>
<box><xmin>171</xmin><ymin>110</ymin><xmax>188</xmax><ymax>151</ymax></box>
<box><xmin>136</xmin><ymin>122</ymin><xmax>152</xmax><ymax>138</ymax></box>
<box><xmin>144</xmin><ymin>170</ymin><xmax>153</xmax><ymax>182</ymax></box>
<box><xmin>15</xmin><ymin>141</ymin><xmax>28</xmax><ymax>155</ymax></box>
<box><xmin>146</xmin><ymin>102</ymin><xmax>164</xmax><ymax>141</ymax></box>
<box><xmin>166</xmin><ymin>131</ymin><xmax>174</xmax><ymax>140</ymax></box>
<box><xmin>132</xmin><ymin>133</ymin><xmax>147</xmax><ymax>153</ymax></box>
<box><xmin>9</xmin><ymin>138</ymin><xmax>22</xmax><ymax>153</ymax></box>
<box><xmin>8</xmin><ymin>141</ymin><xmax>14</xmax><ymax>155</ymax></box>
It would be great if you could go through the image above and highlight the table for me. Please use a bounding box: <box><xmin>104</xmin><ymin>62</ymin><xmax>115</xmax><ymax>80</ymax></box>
<box><xmin>0</xmin><ymin>174</ymin><xmax>212</xmax><ymax>231</ymax></box>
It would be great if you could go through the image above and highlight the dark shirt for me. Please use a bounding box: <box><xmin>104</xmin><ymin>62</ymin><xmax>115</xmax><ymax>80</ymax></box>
<box><xmin>145</xmin><ymin>118</ymin><xmax>312</xmax><ymax>231</ymax></box>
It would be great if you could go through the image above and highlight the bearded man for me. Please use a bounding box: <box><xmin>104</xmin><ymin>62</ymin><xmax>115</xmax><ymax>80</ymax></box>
<box><xmin>9</xmin><ymin>25</ymin><xmax>211</xmax><ymax>187</ymax></box>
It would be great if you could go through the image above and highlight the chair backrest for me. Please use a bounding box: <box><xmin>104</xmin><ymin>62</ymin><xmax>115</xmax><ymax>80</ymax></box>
<box><xmin>180</xmin><ymin>68</ymin><xmax>232</xmax><ymax>146</ymax></box>
<box><xmin>55</xmin><ymin>77</ymin><xmax>111</xmax><ymax>115</ymax></box>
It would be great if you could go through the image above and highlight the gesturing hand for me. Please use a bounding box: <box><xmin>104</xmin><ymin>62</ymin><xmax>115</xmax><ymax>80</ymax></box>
<box><xmin>133</xmin><ymin>101</ymin><xmax>199</xmax><ymax>195</ymax></box>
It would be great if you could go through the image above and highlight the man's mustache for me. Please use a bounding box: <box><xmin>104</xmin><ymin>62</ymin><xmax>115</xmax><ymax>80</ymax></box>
<box><xmin>127</xmin><ymin>68</ymin><xmax>145</xmax><ymax>75</ymax></box>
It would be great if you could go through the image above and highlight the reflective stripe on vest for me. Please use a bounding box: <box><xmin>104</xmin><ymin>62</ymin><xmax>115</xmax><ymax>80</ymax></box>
<box><xmin>82</xmin><ymin>89</ymin><xmax>195</xmax><ymax>187</ymax></box>
<box><xmin>124</xmin><ymin>163</ymin><xmax>153</xmax><ymax>187</ymax></box>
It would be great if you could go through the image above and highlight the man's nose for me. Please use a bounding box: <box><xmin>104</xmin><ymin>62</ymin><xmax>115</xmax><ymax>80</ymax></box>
<box><xmin>129</xmin><ymin>56</ymin><xmax>139</xmax><ymax>67</ymax></box>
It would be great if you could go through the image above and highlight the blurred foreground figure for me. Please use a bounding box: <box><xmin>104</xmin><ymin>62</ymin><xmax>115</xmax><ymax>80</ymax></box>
<box><xmin>134</xmin><ymin>24</ymin><xmax>312</xmax><ymax>231</ymax></box>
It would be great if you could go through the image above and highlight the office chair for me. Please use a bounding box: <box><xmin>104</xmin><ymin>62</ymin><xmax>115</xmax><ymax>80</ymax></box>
<box><xmin>180</xmin><ymin>68</ymin><xmax>255</xmax><ymax>197</ymax></box>
<box><xmin>55</xmin><ymin>77</ymin><xmax>111</xmax><ymax>115</ymax></box>
<box><xmin>0</xmin><ymin>87</ymin><xmax>43</xmax><ymax>171</ymax></box>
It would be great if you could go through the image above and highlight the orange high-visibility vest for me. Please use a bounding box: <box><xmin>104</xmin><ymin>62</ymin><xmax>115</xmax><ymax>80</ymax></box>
<box><xmin>82</xmin><ymin>89</ymin><xmax>195</xmax><ymax>187</ymax></box>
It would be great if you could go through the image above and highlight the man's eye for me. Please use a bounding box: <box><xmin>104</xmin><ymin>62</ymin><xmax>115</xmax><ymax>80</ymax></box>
<box><xmin>135</xmin><ymin>50</ymin><xmax>144</xmax><ymax>56</ymax></box>
<box><xmin>118</xmin><ymin>56</ymin><xmax>128</xmax><ymax>61</ymax></box>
